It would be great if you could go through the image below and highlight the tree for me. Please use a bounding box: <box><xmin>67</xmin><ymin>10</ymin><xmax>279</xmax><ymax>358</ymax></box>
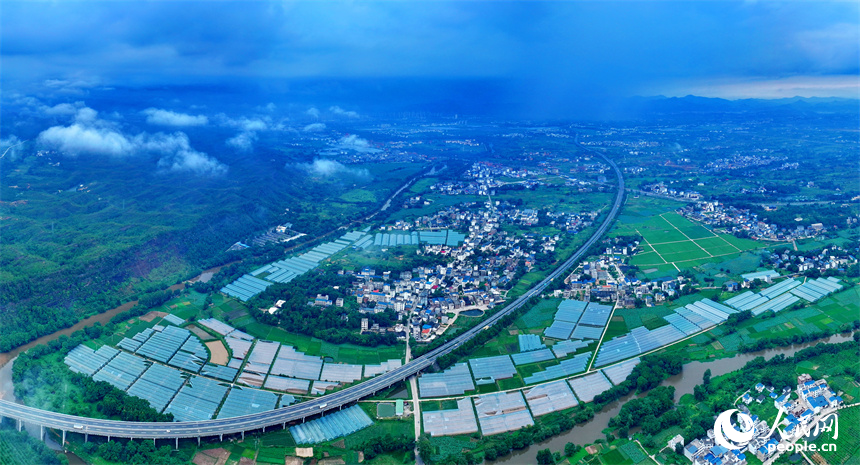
<box><xmin>418</xmin><ymin>436</ymin><xmax>433</xmax><ymax>462</ymax></box>
<box><xmin>536</xmin><ymin>449</ymin><xmax>554</xmax><ymax>465</ymax></box>
<box><xmin>675</xmin><ymin>443</ymin><xmax>685</xmax><ymax>455</ymax></box>
<box><xmin>703</xmin><ymin>368</ymin><xmax>712</xmax><ymax>386</ymax></box>
<box><xmin>564</xmin><ymin>442</ymin><xmax>579</xmax><ymax>457</ymax></box>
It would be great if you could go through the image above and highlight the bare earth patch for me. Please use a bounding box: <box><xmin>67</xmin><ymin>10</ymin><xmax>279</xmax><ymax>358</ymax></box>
<box><xmin>711</xmin><ymin>341</ymin><xmax>724</xmax><ymax>350</ymax></box>
<box><xmin>189</xmin><ymin>324</ymin><xmax>215</xmax><ymax>341</ymax></box>
<box><xmin>140</xmin><ymin>311</ymin><xmax>167</xmax><ymax>322</ymax></box>
<box><xmin>285</xmin><ymin>457</ymin><xmax>304</xmax><ymax>465</ymax></box>
<box><xmin>319</xmin><ymin>459</ymin><xmax>345</xmax><ymax>465</ymax></box>
<box><xmin>198</xmin><ymin>448</ymin><xmax>230</xmax><ymax>465</ymax></box>
<box><xmin>237</xmin><ymin>458</ymin><xmax>255</xmax><ymax>465</ymax></box>
<box><xmin>192</xmin><ymin>452</ymin><xmax>217</xmax><ymax>465</ymax></box>
<box><xmin>206</xmin><ymin>340</ymin><xmax>229</xmax><ymax>365</ymax></box>
<box><xmin>508</xmin><ymin>329</ymin><xmax>520</xmax><ymax>336</ymax></box>
<box><xmin>643</xmin><ymin>268</ymin><xmax>658</xmax><ymax>274</ymax></box>
<box><xmin>296</xmin><ymin>447</ymin><xmax>314</xmax><ymax>458</ymax></box>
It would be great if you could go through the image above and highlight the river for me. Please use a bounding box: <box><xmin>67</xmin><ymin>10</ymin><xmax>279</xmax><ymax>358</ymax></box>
<box><xmin>493</xmin><ymin>333</ymin><xmax>855</xmax><ymax>464</ymax></box>
<box><xmin>0</xmin><ymin>265</ymin><xmax>227</xmax><ymax>465</ymax></box>
<box><xmin>0</xmin><ymin>263</ymin><xmax>231</xmax><ymax>370</ymax></box>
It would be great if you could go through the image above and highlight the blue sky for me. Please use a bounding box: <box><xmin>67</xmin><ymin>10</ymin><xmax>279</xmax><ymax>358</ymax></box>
<box><xmin>2</xmin><ymin>1</ymin><xmax>858</xmax><ymax>106</ymax></box>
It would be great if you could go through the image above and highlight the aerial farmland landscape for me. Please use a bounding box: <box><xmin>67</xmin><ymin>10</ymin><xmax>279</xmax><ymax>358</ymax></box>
<box><xmin>0</xmin><ymin>2</ymin><xmax>858</xmax><ymax>465</ymax></box>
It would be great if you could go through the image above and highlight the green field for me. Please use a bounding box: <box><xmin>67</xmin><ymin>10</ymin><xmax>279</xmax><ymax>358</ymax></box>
<box><xmin>241</xmin><ymin>321</ymin><xmax>404</xmax><ymax>365</ymax></box>
<box><xmin>623</xmin><ymin>212</ymin><xmax>768</xmax><ymax>270</ymax></box>
<box><xmin>810</xmin><ymin>406</ymin><xmax>860</xmax><ymax>465</ymax></box>
<box><xmin>612</xmin><ymin>197</ymin><xmax>778</xmax><ymax>276</ymax></box>
<box><xmin>668</xmin><ymin>285</ymin><xmax>859</xmax><ymax>361</ymax></box>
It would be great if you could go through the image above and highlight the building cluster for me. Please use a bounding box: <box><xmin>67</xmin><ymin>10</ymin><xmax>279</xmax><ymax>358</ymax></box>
<box><xmin>640</xmin><ymin>182</ymin><xmax>703</xmax><ymax>201</ymax></box>
<box><xmin>762</xmin><ymin>246</ymin><xmax>857</xmax><ymax>275</ymax></box>
<box><xmin>684</xmin><ymin>375</ymin><xmax>844</xmax><ymax>465</ymax></box>
<box><xmin>346</xmin><ymin>194</ymin><xmax>601</xmax><ymax>340</ymax></box>
<box><xmin>349</xmin><ymin>264</ymin><xmax>499</xmax><ymax>341</ymax></box>
<box><xmin>702</xmin><ymin>153</ymin><xmax>788</xmax><ymax>172</ymax></box>
<box><xmin>679</xmin><ymin>201</ymin><xmax>825</xmax><ymax>241</ymax></box>
<box><xmin>563</xmin><ymin>242</ymin><xmax>692</xmax><ymax>308</ymax></box>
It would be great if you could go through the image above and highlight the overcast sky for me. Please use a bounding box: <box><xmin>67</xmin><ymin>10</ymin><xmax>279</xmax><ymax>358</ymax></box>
<box><xmin>2</xmin><ymin>1</ymin><xmax>858</xmax><ymax>104</ymax></box>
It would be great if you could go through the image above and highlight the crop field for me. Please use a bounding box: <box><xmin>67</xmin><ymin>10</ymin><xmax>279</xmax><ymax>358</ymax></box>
<box><xmin>515</xmin><ymin>299</ymin><xmax>562</xmax><ymax>332</ymax></box>
<box><xmin>241</xmin><ymin>321</ymin><xmax>404</xmax><ymax>365</ymax></box>
<box><xmin>811</xmin><ymin>401</ymin><xmax>859</xmax><ymax>465</ymax></box>
<box><xmin>674</xmin><ymin>286</ymin><xmax>859</xmax><ymax>361</ymax></box>
<box><xmin>621</xmin><ymin>212</ymin><xmax>768</xmax><ymax>272</ymax></box>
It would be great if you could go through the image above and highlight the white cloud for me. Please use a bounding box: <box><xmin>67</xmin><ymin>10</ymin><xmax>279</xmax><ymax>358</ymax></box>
<box><xmin>295</xmin><ymin>158</ymin><xmax>370</xmax><ymax>179</ymax></box>
<box><xmin>38</xmin><ymin>123</ymin><xmax>134</xmax><ymax>156</ymax></box>
<box><xmin>75</xmin><ymin>107</ymin><xmax>99</xmax><ymax>123</ymax></box>
<box><xmin>303</xmin><ymin>122</ymin><xmax>326</xmax><ymax>132</ymax></box>
<box><xmin>148</xmin><ymin>132</ymin><xmax>227</xmax><ymax>176</ymax></box>
<box><xmin>328</xmin><ymin>105</ymin><xmax>359</xmax><ymax>118</ymax></box>
<box><xmin>37</xmin><ymin>107</ymin><xmax>225</xmax><ymax>176</ymax></box>
<box><xmin>338</xmin><ymin>134</ymin><xmax>369</xmax><ymax>148</ymax></box>
<box><xmin>257</xmin><ymin>102</ymin><xmax>277</xmax><ymax>112</ymax></box>
<box><xmin>334</xmin><ymin>134</ymin><xmax>381</xmax><ymax>153</ymax></box>
<box><xmin>43</xmin><ymin>103</ymin><xmax>79</xmax><ymax>116</ymax></box>
<box><xmin>226</xmin><ymin>131</ymin><xmax>257</xmax><ymax>152</ymax></box>
<box><xmin>142</xmin><ymin>108</ymin><xmax>209</xmax><ymax>126</ymax></box>
<box><xmin>0</xmin><ymin>136</ymin><xmax>26</xmax><ymax>160</ymax></box>
<box><xmin>306</xmin><ymin>107</ymin><xmax>320</xmax><ymax>118</ymax></box>
<box><xmin>216</xmin><ymin>114</ymin><xmax>268</xmax><ymax>131</ymax></box>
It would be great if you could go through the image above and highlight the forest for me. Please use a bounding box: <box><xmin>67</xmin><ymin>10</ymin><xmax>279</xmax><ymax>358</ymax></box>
<box><xmin>0</xmin><ymin>137</ymin><xmax>422</xmax><ymax>355</ymax></box>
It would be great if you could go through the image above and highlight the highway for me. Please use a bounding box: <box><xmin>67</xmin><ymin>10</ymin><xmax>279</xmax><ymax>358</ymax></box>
<box><xmin>0</xmin><ymin>142</ymin><xmax>625</xmax><ymax>442</ymax></box>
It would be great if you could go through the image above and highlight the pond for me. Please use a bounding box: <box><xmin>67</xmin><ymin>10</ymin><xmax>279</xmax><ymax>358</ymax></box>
<box><xmin>461</xmin><ymin>309</ymin><xmax>484</xmax><ymax>317</ymax></box>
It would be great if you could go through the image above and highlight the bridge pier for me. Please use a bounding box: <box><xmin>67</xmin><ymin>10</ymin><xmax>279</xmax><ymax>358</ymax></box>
<box><xmin>85</xmin><ymin>433</ymin><xmax>88</xmax><ymax>443</ymax></box>
<box><xmin>62</xmin><ymin>430</ymin><xmax>66</xmax><ymax>449</ymax></box>
<box><xmin>175</xmin><ymin>438</ymin><xmax>178</xmax><ymax>450</ymax></box>
<box><xmin>16</xmin><ymin>419</ymin><xmax>22</xmax><ymax>432</ymax></box>
<box><xmin>197</xmin><ymin>437</ymin><xmax>200</xmax><ymax>446</ymax></box>
<box><xmin>219</xmin><ymin>434</ymin><xmax>223</xmax><ymax>441</ymax></box>
<box><xmin>241</xmin><ymin>431</ymin><xmax>245</xmax><ymax>441</ymax></box>
<box><xmin>40</xmin><ymin>425</ymin><xmax>44</xmax><ymax>441</ymax></box>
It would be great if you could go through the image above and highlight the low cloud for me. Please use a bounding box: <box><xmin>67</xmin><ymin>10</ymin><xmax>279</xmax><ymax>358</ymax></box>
<box><xmin>148</xmin><ymin>132</ymin><xmax>227</xmax><ymax>176</ymax></box>
<box><xmin>142</xmin><ymin>108</ymin><xmax>209</xmax><ymax>127</ymax></box>
<box><xmin>75</xmin><ymin>107</ymin><xmax>99</xmax><ymax>123</ymax></box>
<box><xmin>334</xmin><ymin>134</ymin><xmax>381</xmax><ymax>153</ymax></box>
<box><xmin>293</xmin><ymin>158</ymin><xmax>370</xmax><ymax>180</ymax></box>
<box><xmin>257</xmin><ymin>102</ymin><xmax>277</xmax><ymax>112</ymax></box>
<box><xmin>329</xmin><ymin>105</ymin><xmax>359</xmax><ymax>118</ymax></box>
<box><xmin>303</xmin><ymin>122</ymin><xmax>326</xmax><ymax>132</ymax></box>
<box><xmin>306</xmin><ymin>107</ymin><xmax>320</xmax><ymax>119</ymax></box>
<box><xmin>37</xmin><ymin>107</ymin><xmax>225</xmax><ymax>176</ymax></box>
<box><xmin>0</xmin><ymin>136</ymin><xmax>26</xmax><ymax>161</ymax></box>
<box><xmin>38</xmin><ymin>123</ymin><xmax>134</xmax><ymax>156</ymax></box>
<box><xmin>226</xmin><ymin>131</ymin><xmax>257</xmax><ymax>152</ymax></box>
<box><xmin>216</xmin><ymin>114</ymin><xmax>268</xmax><ymax>131</ymax></box>
<box><xmin>43</xmin><ymin>103</ymin><xmax>79</xmax><ymax>116</ymax></box>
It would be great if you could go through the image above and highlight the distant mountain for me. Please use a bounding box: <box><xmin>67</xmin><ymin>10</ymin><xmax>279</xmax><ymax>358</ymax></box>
<box><xmin>623</xmin><ymin>95</ymin><xmax>859</xmax><ymax>118</ymax></box>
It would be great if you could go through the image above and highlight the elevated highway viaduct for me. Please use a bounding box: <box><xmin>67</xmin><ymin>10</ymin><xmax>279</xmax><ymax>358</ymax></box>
<box><xmin>0</xmin><ymin>140</ymin><xmax>624</xmax><ymax>448</ymax></box>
